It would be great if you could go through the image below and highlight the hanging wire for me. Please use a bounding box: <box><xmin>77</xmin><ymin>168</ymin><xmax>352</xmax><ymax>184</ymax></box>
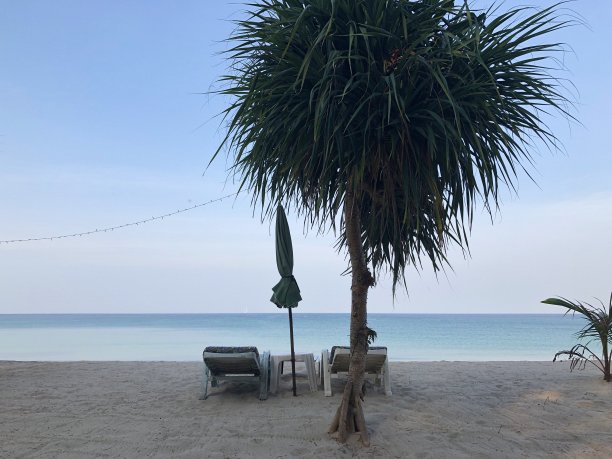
<box><xmin>0</xmin><ymin>191</ymin><xmax>239</xmax><ymax>245</ymax></box>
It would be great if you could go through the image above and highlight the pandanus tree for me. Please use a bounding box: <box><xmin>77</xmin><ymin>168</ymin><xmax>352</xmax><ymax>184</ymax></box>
<box><xmin>213</xmin><ymin>0</ymin><xmax>572</xmax><ymax>445</ymax></box>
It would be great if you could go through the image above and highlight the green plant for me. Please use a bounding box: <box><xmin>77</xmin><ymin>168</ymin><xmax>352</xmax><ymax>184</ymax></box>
<box><xmin>542</xmin><ymin>294</ymin><xmax>612</xmax><ymax>382</ymax></box>
<box><xmin>214</xmin><ymin>0</ymin><xmax>573</xmax><ymax>444</ymax></box>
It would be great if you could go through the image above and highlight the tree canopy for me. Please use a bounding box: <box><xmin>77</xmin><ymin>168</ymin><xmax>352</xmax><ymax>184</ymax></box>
<box><xmin>216</xmin><ymin>0</ymin><xmax>572</xmax><ymax>290</ymax></box>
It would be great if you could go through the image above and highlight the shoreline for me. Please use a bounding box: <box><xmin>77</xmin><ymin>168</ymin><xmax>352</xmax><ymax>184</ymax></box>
<box><xmin>0</xmin><ymin>358</ymin><xmax>564</xmax><ymax>362</ymax></box>
<box><xmin>1</xmin><ymin>360</ymin><xmax>610</xmax><ymax>458</ymax></box>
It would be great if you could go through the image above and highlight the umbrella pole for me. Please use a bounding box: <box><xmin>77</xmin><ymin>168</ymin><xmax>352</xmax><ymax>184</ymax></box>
<box><xmin>288</xmin><ymin>307</ymin><xmax>297</xmax><ymax>396</ymax></box>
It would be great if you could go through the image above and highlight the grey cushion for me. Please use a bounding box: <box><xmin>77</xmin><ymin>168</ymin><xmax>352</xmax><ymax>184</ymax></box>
<box><xmin>329</xmin><ymin>346</ymin><xmax>387</xmax><ymax>363</ymax></box>
<box><xmin>203</xmin><ymin>346</ymin><xmax>259</xmax><ymax>359</ymax></box>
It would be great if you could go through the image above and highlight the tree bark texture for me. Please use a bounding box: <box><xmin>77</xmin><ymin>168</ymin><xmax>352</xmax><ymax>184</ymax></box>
<box><xmin>603</xmin><ymin>341</ymin><xmax>610</xmax><ymax>382</ymax></box>
<box><xmin>328</xmin><ymin>189</ymin><xmax>374</xmax><ymax>445</ymax></box>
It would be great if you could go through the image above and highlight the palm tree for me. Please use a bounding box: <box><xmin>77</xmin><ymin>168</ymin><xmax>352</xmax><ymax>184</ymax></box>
<box><xmin>213</xmin><ymin>0</ymin><xmax>572</xmax><ymax>445</ymax></box>
<box><xmin>542</xmin><ymin>294</ymin><xmax>612</xmax><ymax>382</ymax></box>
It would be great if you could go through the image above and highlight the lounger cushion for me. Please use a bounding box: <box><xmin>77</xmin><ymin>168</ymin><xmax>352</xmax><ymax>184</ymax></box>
<box><xmin>203</xmin><ymin>347</ymin><xmax>261</xmax><ymax>376</ymax></box>
<box><xmin>203</xmin><ymin>346</ymin><xmax>259</xmax><ymax>359</ymax></box>
<box><xmin>329</xmin><ymin>346</ymin><xmax>387</xmax><ymax>363</ymax></box>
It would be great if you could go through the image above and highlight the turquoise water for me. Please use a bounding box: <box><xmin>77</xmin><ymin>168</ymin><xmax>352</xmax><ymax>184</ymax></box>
<box><xmin>0</xmin><ymin>313</ymin><xmax>588</xmax><ymax>361</ymax></box>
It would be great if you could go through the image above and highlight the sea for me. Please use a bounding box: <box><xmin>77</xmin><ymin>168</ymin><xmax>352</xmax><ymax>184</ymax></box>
<box><xmin>0</xmin><ymin>313</ymin><xmax>591</xmax><ymax>362</ymax></box>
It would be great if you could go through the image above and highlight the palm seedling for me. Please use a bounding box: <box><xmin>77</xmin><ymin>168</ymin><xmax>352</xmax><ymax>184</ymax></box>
<box><xmin>542</xmin><ymin>294</ymin><xmax>612</xmax><ymax>382</ymax></box>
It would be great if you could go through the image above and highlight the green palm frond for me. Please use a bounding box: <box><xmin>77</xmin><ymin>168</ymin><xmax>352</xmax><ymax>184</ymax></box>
<box><xmin>553</xmin><ymin>344</ymin><xmax>609</xmax><ymax>376</ymax></box>
<box><xmin>542</xmin><ymin>295</ymin><xmax>612</xmax><ymax>345</ymax></box>
<box><xmin>214</xmin><ymin>0</ymin><xmax>574</xmax><ymax>291</ymax></box>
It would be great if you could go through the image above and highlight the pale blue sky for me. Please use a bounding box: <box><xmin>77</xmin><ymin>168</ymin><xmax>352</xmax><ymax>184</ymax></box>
<box><xmin>1</xmin><ymin>1</ymin><xmax>610</xmax><ymax>314</ymax></box>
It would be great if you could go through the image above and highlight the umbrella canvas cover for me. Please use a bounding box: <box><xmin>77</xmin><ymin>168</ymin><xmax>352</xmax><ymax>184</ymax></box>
<box><xmin>270</xmin><ymin>205</ymin><xmax>302</xmax><ymax>396</ymax></box>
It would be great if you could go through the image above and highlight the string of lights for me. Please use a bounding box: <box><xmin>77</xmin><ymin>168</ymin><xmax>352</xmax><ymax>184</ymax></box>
<box><xmin>0</xmin><ymin>191</ymin><xmax>239</xmax><ymax>245</ymax></box>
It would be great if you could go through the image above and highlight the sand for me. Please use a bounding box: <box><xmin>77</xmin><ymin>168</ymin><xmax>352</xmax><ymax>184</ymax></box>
<box><xmin>0</xmin><ymin>360</ymin><xmax>610</xmax><ymax>458</ymax></box>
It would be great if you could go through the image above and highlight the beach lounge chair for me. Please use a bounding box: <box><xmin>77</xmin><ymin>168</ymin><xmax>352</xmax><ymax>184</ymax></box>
<box><xmin>321</xmin><ymin>346</ymin><xmax>391</xmax><ymax>396</ymax></box>
<box><xmin>200</xmin><ymin>346</ymin><xmax>270</xmax><ymax>400</ymax></box>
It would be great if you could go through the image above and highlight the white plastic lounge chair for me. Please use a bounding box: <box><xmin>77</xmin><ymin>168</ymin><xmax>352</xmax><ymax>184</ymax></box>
<box><xmin>200</xmin><ymin>346</ymin><xmax>270</xmax><ymax>400</ymax></box>
<box><xmin>321</xmin><ymin>346</ymin><xmax>391</xmax><ymax>396</ymax></box>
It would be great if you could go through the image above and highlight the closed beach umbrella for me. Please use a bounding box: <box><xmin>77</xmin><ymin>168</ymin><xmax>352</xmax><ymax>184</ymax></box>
<box><xmin>270</xmin><ymin>205</ymin><xmax>302</xmax><ymax>396</ymax></box>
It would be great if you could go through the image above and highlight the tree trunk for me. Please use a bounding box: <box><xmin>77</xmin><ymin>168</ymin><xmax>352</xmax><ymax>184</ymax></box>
<box><xmin>603</xmin><ymin>342</ymin><xmax>610</xmax><ymax>382</ymax></box>
<box><xmin>328</xmin><ymin>189</ymin><xmax>374</xmax><ymax>445</ymax></box>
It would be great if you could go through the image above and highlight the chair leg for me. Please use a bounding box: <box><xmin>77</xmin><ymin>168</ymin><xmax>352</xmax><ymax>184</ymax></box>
<box><xmin>322</xmin><ymin>349</ymin><xmax>332</xmax><ymax>396</ymax></box>
<box><xmin>259</xmin><ymin>351</ymin><xmax>270</xmax><ymax>400</ymax></box>
<box><xmin>383</xmin><ymin>359</ymin><xmax>392</xmax><ymax>396</ymax></box>
<box><xmin>305</xmin><ymin>354</ymin><xmax>317</xmax><ymax>392</ymax></box>
<box><xmin>199</xmin><ymin>365</ymin><xmax>209</xmax><ymax>400</ymax></box>
<box><xmin>319</xmin><ymin>355</ymin><xmax>324</xmax><ymax>388</ymax></box>
<box><xmin>269</xmin><ymin>356</ymin><xmax>280</xmax><ymax>395</ymax></box>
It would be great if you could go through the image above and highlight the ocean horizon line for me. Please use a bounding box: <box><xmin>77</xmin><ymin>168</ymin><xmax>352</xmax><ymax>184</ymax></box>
<box><xmin>0</xmin><ymin>311</ymin><xmax>564</xmax><ymax>316</ymax></box>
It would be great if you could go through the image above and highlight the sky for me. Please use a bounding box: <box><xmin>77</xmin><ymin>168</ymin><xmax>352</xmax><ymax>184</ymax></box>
<box><xmin>0</xmin><ymin>0</ymin><xmax>610</xmax><ymax>314</ymax></box>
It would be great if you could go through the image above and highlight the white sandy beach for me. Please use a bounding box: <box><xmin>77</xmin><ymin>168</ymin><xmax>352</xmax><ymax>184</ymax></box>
<box><xmin>0</xmin><ymin>360</ymin><xmax>610</xmax><ymax>458</ymax></box>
